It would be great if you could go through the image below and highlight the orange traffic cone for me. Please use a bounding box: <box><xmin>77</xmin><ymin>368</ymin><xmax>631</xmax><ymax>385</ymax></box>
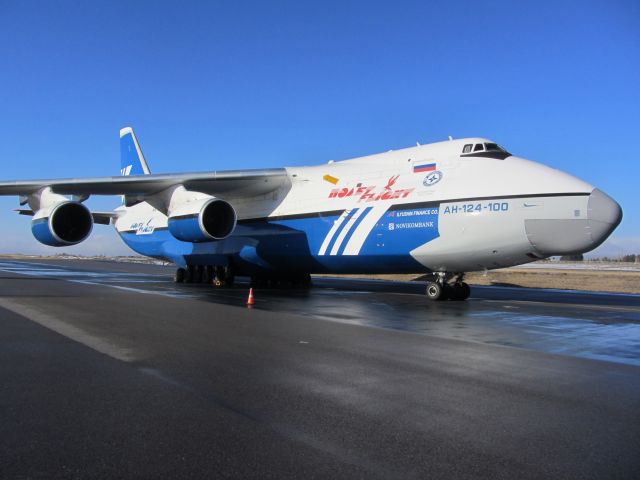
<box><xmin>247</xmin><ymin>288</ymin><xmax>255</xmax><ymax>306</ymax></box>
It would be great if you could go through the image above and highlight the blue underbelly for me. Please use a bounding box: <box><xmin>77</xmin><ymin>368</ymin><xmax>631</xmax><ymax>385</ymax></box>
<box><xmin>118</xmin><ymin>204</ymin><xmax>440</xmax><ymax>273</ymax></box>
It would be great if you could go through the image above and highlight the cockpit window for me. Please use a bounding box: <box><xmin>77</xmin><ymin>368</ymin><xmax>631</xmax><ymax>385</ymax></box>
<box><xmin>484</xmin><ymin>143</ymin><xmax>506</xmax><ymax>152</ymax></box>
<box><xmin>461</xmin><ymin>141</ymin><xmax>512</xmax><ymax>159</ymax></box>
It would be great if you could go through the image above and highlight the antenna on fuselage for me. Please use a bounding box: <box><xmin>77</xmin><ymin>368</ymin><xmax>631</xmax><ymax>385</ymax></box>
<box><xmin>448</xmin><ymin>136</ymin><xmax>453</xmax><ymax>141</ymax></box>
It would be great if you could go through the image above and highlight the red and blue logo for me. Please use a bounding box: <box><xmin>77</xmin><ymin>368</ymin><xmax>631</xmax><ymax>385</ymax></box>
<box><xmin>413</xmin><ymin>163</ymin><xmax>436</xmax><ymax>173</ymax></box>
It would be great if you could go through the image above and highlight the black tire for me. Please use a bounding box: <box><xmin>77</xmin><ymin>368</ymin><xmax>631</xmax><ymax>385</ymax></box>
<box><xmin>459</xmin><ymin>282</ymin><xmax>471</xmax><ymax>300</ymax></box>
<box><xmin>223</xmin><ymin>266</ymin><xmax>235</xmax><ymax>287</ymax></box>
<box><xmin>448</xmin><ymin>283</ymin><xmax>463</xmax><ymax>301</ymax></box>
<box><xmin>213</xmin><ymin>266</ymin><xmax>225</xmax><ymax>287</ymax></box>
<box><xmin>449</xmin><ymin>282</ymin><xmax>471</xmax><ymax>301</ymax></box>
<box><xmin>174</xmin><ymin>268</ymin><xmax>186</xmax><ymax>283</ymax></box>
<box><xmin>194</xmin><ymin>265</ymin><xmax>204</xmax><ymax>283</ymax></box>
<box><xmin>296</xmin><ymin>273</ymin><xmax>312</xmax><ymax>288</ymax></box>
<box><xmin>426</xmin><ymin>281</ymin><xmax>447</xmax><ymax>301</ymax></box>
<box><xmin>201</xmin><ymin>266</ymin><xmax>213</xmax><ymax>284</ymax></box>
<box><xmin>184</xmin><ymin>266</ymin><xmax>195</xmax><ymax>283</ymax></box>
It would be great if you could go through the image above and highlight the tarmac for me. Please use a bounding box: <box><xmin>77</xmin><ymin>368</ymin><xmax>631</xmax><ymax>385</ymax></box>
<box><xmin>1</xmin><ymin>259</ymin><xmax>639</xmax><ymax>479</ymax></box>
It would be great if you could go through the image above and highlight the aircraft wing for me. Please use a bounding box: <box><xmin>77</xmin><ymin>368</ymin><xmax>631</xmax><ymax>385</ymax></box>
<box><xmin>0</xmin><ymin>168</ymin><xmax>290</xmax><ymax>199</ymax></box>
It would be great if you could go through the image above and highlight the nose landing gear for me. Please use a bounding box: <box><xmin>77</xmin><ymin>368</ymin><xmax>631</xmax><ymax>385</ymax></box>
<box><xmin>425</xmin><ymin>272</ymin><xmax>471</xmax><ymax>301</ymax></box>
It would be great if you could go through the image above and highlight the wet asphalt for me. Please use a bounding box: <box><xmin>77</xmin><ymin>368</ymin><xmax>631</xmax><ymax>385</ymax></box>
<box><xmin>0</xmin><ymin>259</ymin><xmax>639</xmax><ymax>479</ymax></box>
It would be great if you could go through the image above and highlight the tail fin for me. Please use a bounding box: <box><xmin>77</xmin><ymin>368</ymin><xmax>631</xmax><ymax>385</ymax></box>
<box><xmin>120</xmin><ymin>127</ymin><xmax>151</xmax><ymax>176</ymax></box>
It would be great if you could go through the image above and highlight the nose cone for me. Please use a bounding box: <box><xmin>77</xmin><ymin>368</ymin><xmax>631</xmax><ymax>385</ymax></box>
<box><xmin>587</xmin><ymin>189</ymin><xmax>623</xmax><ymax>247</ymax></box>
<box><xmin>525</xmin><ymin>189</ymin><xmax>622</xmax><ymax>256</ymax></box>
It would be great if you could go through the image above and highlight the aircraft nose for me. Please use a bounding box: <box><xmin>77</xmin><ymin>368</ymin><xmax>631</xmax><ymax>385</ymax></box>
<box><xmin>587</xmin><ymin>188</ymin><xmax>623</xmax><ymax>244</ymax></box>
<box><xmin>524</xmin><ymin>188</ymin><xmax>622</xmax><ymax>256</ymax></box>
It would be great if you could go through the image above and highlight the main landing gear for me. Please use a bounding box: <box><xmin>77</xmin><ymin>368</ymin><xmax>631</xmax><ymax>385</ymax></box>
<box><xmin>173</xmin><ymin>266</ymin><xmax>312</xmax><ymax>290</ymax></box>
<box><xmin>425</xmin><ymin>272</ymin><xmax>471</xmax><ymax>301</ymax></box>
<box><xmin>174</xmin><ymin>265</ymin><xmax>235</xmax><ymax>287</ymax></box>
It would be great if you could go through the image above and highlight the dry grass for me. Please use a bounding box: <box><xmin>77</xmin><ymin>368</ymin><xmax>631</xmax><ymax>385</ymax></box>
<box><xmin>320</xmin><ymin>267</ymin><xmax>640</xmax><ymax>294</ymax></box>
<box><xmin>464</xmin><ymin>268</ymin><xmax>640</xmax><ymax>294</ymax></box>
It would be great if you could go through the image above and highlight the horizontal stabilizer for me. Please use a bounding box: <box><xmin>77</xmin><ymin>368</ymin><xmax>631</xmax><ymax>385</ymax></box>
<box><xmin>14</xmin><ymin>208</ymin><xmax>33</xmax><ymax>216</ymax></box>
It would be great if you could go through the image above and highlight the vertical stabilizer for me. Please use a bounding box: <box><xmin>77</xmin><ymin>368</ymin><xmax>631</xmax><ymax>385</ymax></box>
<box><xmin>120</xmin><ymin>127</ymin><xmax>151</xmax><ymax>176</ymax></box>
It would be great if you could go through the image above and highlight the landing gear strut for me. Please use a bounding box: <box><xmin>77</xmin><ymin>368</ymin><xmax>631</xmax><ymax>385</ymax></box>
<box><xmin>425</xmin><ymin>272</ymin><xmax>471</xmax><ymax>301</ymax></box>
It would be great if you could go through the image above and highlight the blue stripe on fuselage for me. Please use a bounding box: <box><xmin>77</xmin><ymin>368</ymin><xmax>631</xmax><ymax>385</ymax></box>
<box><xmin>117</xmin><ymin>203</ymin><xmax>440</xmax><ymax>273</ymax></box>
<box><xmin>324</xmin><ymin>208</ymin><xmax>358</xmax><ymax>255</ymax></box>
<box><xmin>336</xmin><ymin>206</ymin><xmax>373</xmax><ymax>255</ymax></box>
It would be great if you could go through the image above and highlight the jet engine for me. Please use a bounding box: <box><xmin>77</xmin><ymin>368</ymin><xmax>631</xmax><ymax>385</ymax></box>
<box><xmin>168</xmin><ymin>195</ymin><xmax>237</xmax><ymax>242</ymax></box>
<box><xmin>31</xmin><ymin>201</ymin><xmax>94</xmax><ymax>247</ymax></box>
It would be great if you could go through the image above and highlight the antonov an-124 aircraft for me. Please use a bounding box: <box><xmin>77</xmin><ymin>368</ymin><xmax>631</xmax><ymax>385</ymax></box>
<box><xmin>0</xmin><ymin>128</ymin><xmax>622</xmax><ymax>300</ymax></box>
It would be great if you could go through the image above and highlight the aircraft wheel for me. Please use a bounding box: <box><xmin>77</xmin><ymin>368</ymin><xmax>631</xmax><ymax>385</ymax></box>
<box><xmin>426</xmin><ymin>281</ymin><xmax>448</xmax><ymax>301</ymax></box>
<box><xmin>194</xmin><ymin>265</ymin><xmax>204</xmax><ymax>283</ymax></box>
<box><xmin>448</xmin><ymin>284</ymin><xmax>461</xmax><ymax>301</ymax></box>
<box><xmin>459</xmin><ymin>282</ymin><xmax>471</xmax><ymax>300</ymax></box>
<box><xmin>296</xmin><ymin>273</ymin><xmax>312</xmax><ymax>289</ymax></box>
<box><xmin>201</xmin><ymin>266</ymin><xmax>213</xmax><ymax>284</ymax></box>
<box><xmin>211</xmin><ymin>266</ymin><xmax>223</xmax><ymax>286</ymax></box>
<box><xmin>224</xmin><ymin>266</ymin><xmax>235</xmax><ymax>287</ymax></box>
<box><xmin>290</xmin><ymin>273</ymin><xmax>311</xmax><ymax>289</ymax></box>
<box><xmin>184</xmin><ymin>266</ymin><xmax>194</xmax><ymax>283</ymax></box>
<box><xmin>448</xmin><ymin>283</ymin><xmax>463</xmax><ymax>301</ymax></box>
<box><xmin>448</xmin><ymin>282</ymin><xmax>471</xmax><ymax>301</ymax></box>
<box><xmin>174</xmin><ymin>268</ymin><xmax>186</xmax><ymax>283</ymax></box>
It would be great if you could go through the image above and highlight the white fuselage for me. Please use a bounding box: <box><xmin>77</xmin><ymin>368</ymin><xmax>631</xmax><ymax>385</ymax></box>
<box><xmin>114</xmin><ymin>138</ymin><xmax>620</xmax><ymax>274</ymax></box>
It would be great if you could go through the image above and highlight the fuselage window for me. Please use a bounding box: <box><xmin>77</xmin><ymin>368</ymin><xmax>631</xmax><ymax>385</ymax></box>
<box><xmin>462</xmin><ymin>144</ymin><xmax>472</xmax><ymax>153</ymax></box>
<box><xmin>473</xmin><ymin>143</ymin><xmax>484</xmax><ymax>152</ymax></box>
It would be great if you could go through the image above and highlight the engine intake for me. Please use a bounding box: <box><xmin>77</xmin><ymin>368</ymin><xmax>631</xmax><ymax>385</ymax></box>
<box><xmin>31</xmin><ymin>201</ymin><xmax>93</xmax><ymax>247</ymax></box>
<box><xmin>168</xmin><ymin>197</ymin><xmax>237</xmax><ymax>242</ymax></box>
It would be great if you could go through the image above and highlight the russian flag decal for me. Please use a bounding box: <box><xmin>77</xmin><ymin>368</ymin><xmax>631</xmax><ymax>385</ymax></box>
<box><xmin>413</xmin><ymin>162</ymin><xmax>436</xmax><ymax>173</ymax></box>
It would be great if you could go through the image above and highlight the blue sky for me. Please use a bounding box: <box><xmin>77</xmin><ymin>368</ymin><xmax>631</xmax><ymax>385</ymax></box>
<box><xmin>0</xmin><ymin>0</ymin><xmax>638</xmax><ymax>257</ymax></box>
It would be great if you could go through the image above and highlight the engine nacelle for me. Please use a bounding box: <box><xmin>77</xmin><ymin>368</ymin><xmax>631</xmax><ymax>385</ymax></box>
<box><xmin>168</xmin><ymin>196</ymin><xmax>237</xmax><ymax>242</ymax></box>
<box><xmin>31</xmin><ymin>201</ymin><xmax>94</xmax><ymax>247</ymax></box>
